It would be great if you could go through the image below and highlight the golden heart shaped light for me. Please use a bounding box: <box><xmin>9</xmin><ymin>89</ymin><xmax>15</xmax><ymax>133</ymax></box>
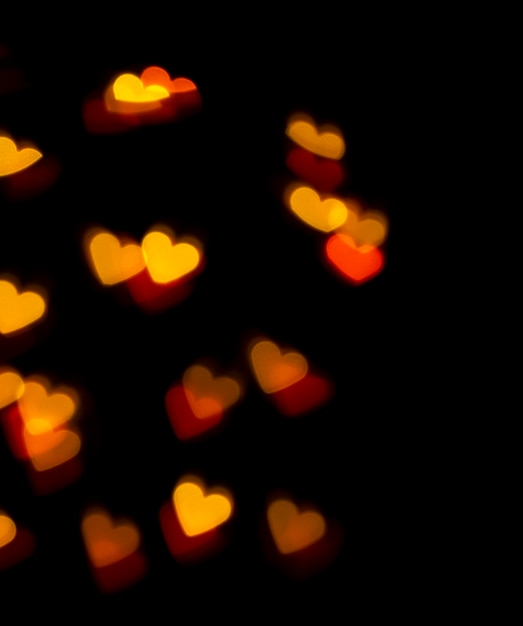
<box><xmin>0</xmin><ymin>279</ymin><xmax>46</xmax><ymax>335</ymax></box>
<box><xmin>142</xmin><ymin>230</ymin><xmax>200</xmax><ymax>284</ymax></box>
<box><xmin>81</xmin><ymin>508</ymin><xmax>141</xmax><ymax>568</ymax></box>
<box><xmin>173</xmin><ymin>477</ymin><xmax>233</xmax><ymax>537</ymax></box>
<box><xmin>0</xmin><ymin>367</ymin><xmax>25</xmax><ymax>409</ymax></box>
<box><xmin>112</xmin><ymin>73</ymin><xmax>170</xmax><ymax>103</ymax></box>
<box><xmin>18</xmin><ymin>378</ymin><xmax>78</xmax><ymax>428</ymax></box>
<box><xmin>86</xmin><ymin>230</ymin><xmax>145</xmax><ymax>285</ymax></box>
<box><xmin>0</xmin><ymin>512</ymin><xmax>16</xmax><ymax>549</ymax></box>
<box><xmin>250</xmin><ymin>339</ymin><xmax>308</xmax><ymax>394</ymax></box>
<box><xmin>286</xmin><ymin>114</ymin><xmax>345</xmax><ymax>160</ymax></box>
<box><xmin>267</xmin><ymin>498</ymin><xmax>326</xmax><ymax>554</ymax></box>
<box><xmin>0</xmin><ymin>136</ymin><xmax>42</xmax><ymax>177</ymax></box>
<box><xmin>182</xmin><ymin>365</ymin><xmax>241</xmax><ymax>419</ymax></box>
<box><xmin>287</xmin><ymin>185</ymin><xmax>348</xmax><ymax>232</ymax></box>
<box><xmin>337</xmin><ymin>202</ymin><xmax>389</xmax><ymax>247</ymax></box>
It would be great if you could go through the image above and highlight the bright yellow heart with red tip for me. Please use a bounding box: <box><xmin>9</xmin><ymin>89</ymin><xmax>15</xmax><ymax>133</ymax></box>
<box><xmin>0</xmin><ymin>279</ymin><xmax>46</xmax><ymax>335</ymax></box>
<box><xmin>86</xmin><ymin>230</ymin><xmax>145</xmax><ymax>285</ymax></box>
<box><xmin>81</xmin><ymin>508</ymin><xmax>141</xmax><ymax>568</ymax></box>
<box><xmin>286</xmin><ymin>114</ymin><xmax>345</xmax><ymax>160</ymax></box>
<box><xmin>142</xmin><ymin>230</ymin><xmax>200</xmax><ymax>283</ymax></box>
<box><xmin>250</xmin><ymin>339</ymin><xmax>308</xmax><ymax>394</ymax></box>
<box><xmin>173</xmin><ymin>477</ymin><xmax>233</xmax><ymax>537</ymax></box>
<box><xmin>0</xmin><ymin>512</ymin><xmax>16</xmax><ymax>548</ymax></box>
<box><xmin>0</xmin><ymin>136</ymin><xmax>42</xmax><ymax>176</ymax></box>
<box><xmin>112</xmin><ymin>73</ymin><xmax>170</xmax><ymax>103</ymax></box>
<box><xmin>267</xmin><ymin>498</ymin><xmax>326</xmax><ymax>554</ymax></box>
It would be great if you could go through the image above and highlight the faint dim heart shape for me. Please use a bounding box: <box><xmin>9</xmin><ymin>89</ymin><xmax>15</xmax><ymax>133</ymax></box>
<box><xmin>0</xmin><ymin>279</ymin><xmax>46</xmax><ymax>335</ymax></box>
<box><xmin>249</xmin><ymin>339</ymin><xmax>308</xmax><ymax>394</ymax></box>
<box><xmin>267</xmin><ymin>499</ymin><xmax>326</xmax><ymax>554</ymax></box>
<box><xmin>173</xmin><ymin>478</ymin><xmax>233</xmax><ymax>537</ymax></box>
<box><xmin>286</xmin><ymin>113</ymin><xmax>345</xmax><ymax>160</ymax></box>
<box><xmin>82</xmin><ymin>509</ymin><xmax>141</xmax><ymax>568</ymax></box>
<box><xmin>182</xmin><ymin>365</ymin><xmax>241</xmax><ymax>419</ymax></box>
<box><xmin>0</xmin><ymin>136</ymin><xmax>42</xmax><ymax>176</ymax></box>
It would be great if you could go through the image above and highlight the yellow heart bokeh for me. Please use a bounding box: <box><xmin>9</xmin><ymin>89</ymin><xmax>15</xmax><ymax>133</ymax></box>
<box><xmin>0</xmin><ymin>279</ymin><xmax>46</xmax><ymax>335</ymax></box>
<box><xmin>81</xmin><ymin>508</ymin><xmax>141</xmax><ymax>568</ymax></box>
<box><xmin>86</xmin><ymin>230</ymin><xmax>145</xmax><ymax>285</ymax></box>
<box><xmin>250</xmin><ymin>339</ymin><xmax>308</xmax><ymax>394</ymax></box>
<box><xmin>267</xmin><ymin>499</ymin><xmax>326</xmax><ymax>554</ymax></box>
<box><xmin>287</xmin><ymin>185</ymin><xmax>348</xmax><ymax>232</ymax></box>
<box><xmin>0</xmin><ymin>136</ymin><xmax>42</xmax><ymax>177</ymax></box>
<box><xmin>173</xmin><ymin>477</ymin><xmax>233</xmax><ymax>537</ymax></box>
<box><xmin>0</xmin><ymin>367</ymin><xmax>25</xmax><ymax>409</ymax></box>
<box><xmin>18</xmin><ymin>378</ymin><xmax>78</xmax><ymax>427</ymax></box>
<box><xmin>112</xmin><ymin>73</ymin><xmax>170</xmax><ymax>103</ymax></box>
<box><xmin>0</xmin><ymin>512</ymin><xmax>16</xmax><ymax>549</ymax></box>
<box><xmin>142</xmin><ymin>231</ymin><xmax>200</xmax><ymax>284</ymax></box>
<box><xmin>286</xmin><ymin>114</ymin><xmax>345</xmax><ymax>160</ymax></box>
<box><xmin>337</xmin><ymin>203</ymin><xmax>389</xmax><ymax>247</ymax></box>
<box><xmin>182</xmin><ymin>365</ymin><xmax>241</xmax><ymax>419</ymax></box>
<box><xmin>24</xmin><ymin>426</ymin><xmax>81</xmax><ymax>471</ymax></box>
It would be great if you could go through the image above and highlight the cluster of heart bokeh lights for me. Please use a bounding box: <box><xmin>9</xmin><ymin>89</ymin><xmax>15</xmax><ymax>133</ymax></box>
<box><xmin>284</xmin><ymin>113</ymin><xmax>389</xmax><ymax>284</ymax></box>
<box><xmin>0</xmin><ymin>367</ymin><xmax>83</xmax><ymax>495</ymax></box>
<box><xmin>0</xmin><ymin>50</ymin><xmax>391</xmax><ymax>593</ymax></box>
<box><xmin>84</xmin><ymin>224</ymin><xmax>204</xmax><ymax>312</ymax></box>
<box><xmin>82</xmin><ymin>66</ymin><xmax>201</xmax><ymax>134</ymax></box>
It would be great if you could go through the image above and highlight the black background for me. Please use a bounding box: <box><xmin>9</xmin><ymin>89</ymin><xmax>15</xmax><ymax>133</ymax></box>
<box><xmin>0</xmin><ymin>13</ymin><xmax>420</xmax><ymax>618</ymax></box>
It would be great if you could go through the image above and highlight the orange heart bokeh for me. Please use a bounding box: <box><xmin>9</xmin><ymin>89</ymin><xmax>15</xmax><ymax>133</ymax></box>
<box><xmin>286</xmin><ymin>114</ymin><xmax>345</xmax><ymax>160</ymax></box>
<box><xmin>287</xmin><ymin>185</ymin><xmax>348</xmax><ymax>232</ymax></box>
<box><xmin>82</xmin><ymin>508</ymin><xmax>141</xmax><ymax>568</ymax></box>
<box><xmin>267</xmin><ymin>498</ymin><xmax>326</xmax><ymax>554</ymax></box>
<box><xmin>86</xmin><ymin>230</ymin><xmax>145</xmax><ymax>285</ymax></box>
<box><xmin>325</xmin><ymin>233</ymin><xmax>384</xmax><ymax>285</ymax></box>
<box><xmin>173</xmin><ymin>477</ymin><xmax>233</xmax><ymax>537</ymax></box>
<box><xmin>249</xmin><ymin>339</ymin><xmax>308</xmax><ymax>394</ymax></box>
<box><xmin>0</xmin><ymin>278</ymin><xmax>46</xmax><ymax>336</ymax></box>
<box><xmin>182</xmin><ymin>365</ymin><xmax>241</xmax><ymax>418</ymax></box>
<box><xmin>0</xmin><ymin>136</ymin><xmax>42</xmax><ymax>177</ymax></box>
<box><xmin>0</xmin><ymin>367</ymin><xmax>24</xmax><ymax>409</ymax></box>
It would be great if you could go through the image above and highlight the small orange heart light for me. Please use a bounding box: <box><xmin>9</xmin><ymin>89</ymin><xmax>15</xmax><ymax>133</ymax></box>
<box><xmin>336</xmin><ymin>202</ymin><xmax>388</xmax><ymax>247</ymax></box>
<box><xmin>173</xmin><ymin>477</ymin><xmax>233</xmax><ymax>537</ymax></box>
<box><xmin>249</xmin><ymin>338</ymin><xmax>308</xmax><ymax>394</ymax></box>
<box><xmin>142</xmin><ymin>229</ymin><xmax>201</xmax><ymax>284</ymax></box>
<box><xmin>18</xmin><ymin>377</ymin><xmax>78</xmax><ymax>428</ymax></box>
<box><xmin>286</xmin><ymin>184</ymin><xmax>348</xmax><ymax>232</ymax></box>
<box><xmin>0</xmin><ymin>512</ymin><xmax>16</xmax><ymax>549</ymax></box>
<box><xmin>0</xmin><ymin>277</ymin><xmax>46</xmax><ymax>336</ymax></box>
<box><xmin>0</xmin><ymin>367</ymin><xmax>25</xmax><ymax>409</ymax></box>
<box><xmin>182</xmin><ymin>365</ymin><xmax>241</xmax><ymax>419</ymax></box>
<box><xmin>0</xmin><ymin>510</ymin><xmax>35</xmax><ymax>571</ymax></box>
<box><xmin>325</xmin><ymin>233</ymin><xmax>384</xmax><ymax>284</ymax></box>
<box><xmin>267</xmin><ymin>498</ymin><xmax>326</xmax><ymax>555</ymax></box>
<box><xmin>0</xmin><ymin>135</ymin><xmax>42</xmax><ymax>177</ymax></box>
<box><xmin>286</xmin><ymin>113</ymin><xmax>345</xmax><ymax>160</ymax></box>
<box><xmin>85</xmin><ymin>229</ymin><xmax>145</xmax><ymax>285</ymax></box>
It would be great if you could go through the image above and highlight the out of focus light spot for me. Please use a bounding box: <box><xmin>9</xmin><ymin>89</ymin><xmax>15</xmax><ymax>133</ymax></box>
<box><xmin>336</xmin><ymin>203</ymin><xmax>389</xmax><ymax>247</ymax></box>
<box><xmin>0</xmin><ymin>512</ymin><xmax>16</xmax><ymax>548</ymax></box>
<box><xmin>287</xmin><ymin>184</ymin><xmax>348</xmax><ymax>232</ymax></box>
<box><xmin>141</xmin><ymin>66</ymin><xmax>197</xmax><ymax>93</ymax></box>
<box><xmin>173</xmin><ymin>477</ymin><xmax>233</xmax><ymax>537</ymax></box>
<box><xmin>325</xmin><ymin>233</ymin><xmax>384</xmax><ymax>284</ymax></box>
<box><xmin>86</xmin><ymin>229</ymin><xmax>146</xmax><ymax>285</ymax></box>
<box><xmin>0</xmin><ymin>136</ymin><xmax>42</xmax><ymax>176</ymax></box>
<box><xmin>0</xmin><ymin>278</ymin><xmax>46</xmax><ymax>335</ymax></box>
<box><xmin>165</xmin><ymin>384</ymin><xmax>224</xmax><ymax>440</ymax></box>
<box><xmin>142</xmin><ymin>229</ymin><xmax>201</xmax><ymax>284</ymax></box>
<box><xmin>0</xmin><ymin>367</ymin><xmax>25</xmax><ymax>409</ymax></box>
<box><xmin>267</xmin><ymin>498</ymin><xmax>326</xmax><ymax>554</ymax></box>
<box><xmin>82</xmin><ymin>508</ymin><xmax>141</xmax><ymax>568</ymax></box>
<box><xmin>286</xmin><ymin>113</ymin><xmax>345</xmax><ymax>160</ymax></box>
<box><xmin>182</xmin><ymin>365</ymin><xmax>241</xmax><ymax>419</ymax></box>
<box><xmin>112</xmin><ymin>73</ymin><xmax>170</xmax><ymax>103</ymax></box>
<box><xmin>285</xmin><ymin>147</ymin><xmax>345</xmax><ymax>192</ymax></box>
<box><xmin>250</xmin><ymin>339</ymin><xmax>308</xmax><ymax>394</ymax></box>
<box><xmin>18</xmin><ymin>378</ymin><xmax>78</xmax><ymax>427</ymax></box>
<box><xmin>24</xmin><ymin>427</ymin><xmax>81</xmax><ymax>471</ymax></box>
